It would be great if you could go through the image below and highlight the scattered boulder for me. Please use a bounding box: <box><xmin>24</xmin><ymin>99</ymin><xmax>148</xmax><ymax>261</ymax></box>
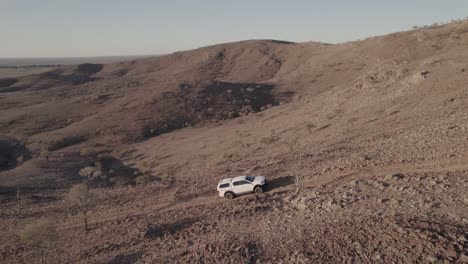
<box><xmin>420</xmin><ymin>70</ymin><xmax>430</xmax><ymax>78</ymax></box>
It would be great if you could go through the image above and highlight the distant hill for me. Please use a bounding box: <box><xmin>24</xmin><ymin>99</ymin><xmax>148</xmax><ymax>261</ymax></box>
<box><xmin>0</xmin><ymin>55</ymin><xmax>159</xmax><ymax>78</ymax></box>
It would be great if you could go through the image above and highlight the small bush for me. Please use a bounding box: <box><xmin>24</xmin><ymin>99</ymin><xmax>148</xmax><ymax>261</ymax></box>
<box><xmin>39</xmin><ymin>147</ymin><xmax>49</xmax><ymax>160</ymax></box>
<box><xmin>304</xmin><ymin>122</ymin><xmax>316</xmax><ymax>133</ymax></box>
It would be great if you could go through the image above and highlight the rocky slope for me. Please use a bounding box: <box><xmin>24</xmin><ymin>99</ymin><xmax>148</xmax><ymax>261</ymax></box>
<box><xmin>0</xmin><ymin>20</ymin><xmax>467</xmax><ymax>263</ymax></box>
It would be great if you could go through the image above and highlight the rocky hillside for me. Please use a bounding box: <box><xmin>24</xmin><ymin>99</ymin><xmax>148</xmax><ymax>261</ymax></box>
<box><xmin>0</xmin><ymin>20</ymin><xmax>467</xmax><ymax>263</ymax></box>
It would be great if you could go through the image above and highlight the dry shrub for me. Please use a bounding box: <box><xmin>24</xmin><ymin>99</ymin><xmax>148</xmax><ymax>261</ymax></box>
<box><xmin>19</xmin><ymin>219</ymin><xmax>58</xmax><ymax>264</ymax></box>
<box><xmin>79</xmin><ymin>166</ymin><xmax>99</xmax><ymax>183</ymax></box>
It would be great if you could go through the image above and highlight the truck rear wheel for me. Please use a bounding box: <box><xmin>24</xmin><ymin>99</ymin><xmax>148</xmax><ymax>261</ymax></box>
<box><xmin>254</xmin><ymin>186</ymin><xmax>263</xmax><ymax>194</ymax></box>
<box><xmin>224</xmin><ymin>192</ymin><xmax>234</xmax><ymax>199</ymax></box>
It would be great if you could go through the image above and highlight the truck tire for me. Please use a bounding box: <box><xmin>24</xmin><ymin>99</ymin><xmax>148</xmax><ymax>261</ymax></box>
<box><xmin>254</xmin><ymin>186</ymin><xmax>263</xmax><ymax>194</ymax></box>
<box><xmin>224</xmin><ymin>192</ymin><xmax>234</xmax><ymax>199</ymax></box>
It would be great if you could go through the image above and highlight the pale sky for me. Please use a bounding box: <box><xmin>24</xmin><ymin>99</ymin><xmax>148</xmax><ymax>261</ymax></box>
<box><xmin>1</xmin><ymin>0</ymin><xmax>467</xmax><ymax>58</ymax></box>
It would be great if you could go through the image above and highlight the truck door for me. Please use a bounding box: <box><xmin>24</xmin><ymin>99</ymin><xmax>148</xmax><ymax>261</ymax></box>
<box><xmin>232</xmin><ymin>180</ymin><xmax>253</xmax><ymax>194</ymax></box>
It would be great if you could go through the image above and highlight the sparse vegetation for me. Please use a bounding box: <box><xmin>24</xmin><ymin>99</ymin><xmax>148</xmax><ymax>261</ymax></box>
<box><xmin>165</xmin><ymin>164</ymin><xmax>180</xmax><ymax>183</ymax></box>
<box><xmin>304</xmin><ymin>122</ymin><xmax>316</xmax><ymax>133</ymax></box>
<box><xmin>135</xmin><ymin>174</ymin><xmax>157</xmax><ymax>185</ymax></box>
<box><xmin>79</xmin><ymin>166</ymin><xmax>95</xmax><ymax>178</ymax></box>
<box><xmin>260</xmin><ymin>135</ymin><xmax>279</xmax><ymax>145</ymax></box>
<box><xmin>223</xmin><ymin>152</ymin><xmax>241</xmax><ymax>162</ymax></box>
<box><xmin>217</xmin><ymin>152</ymin><xmax>241</xmax><ymax>170</ymax></box>
<box><xmin>66</xmin><ymin>183</ymin><xmax>90</xmax><ymax>231</ymax></box>
<box><xmin>216</xmin><ymin>153</ymin><xmax>241</xmax><ymax>168</ymax></box>
<box><xmin>19</xmin><ymin>219</ymin><xmax>58</xmax><ymax>264</ymax></box>
<box><xmin>39</xmin><ymin>147</ymin><xmax>49</xmax><ymax>160</ymax></box>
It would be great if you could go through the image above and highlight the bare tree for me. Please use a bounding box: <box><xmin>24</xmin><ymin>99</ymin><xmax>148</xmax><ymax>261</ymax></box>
<box><xmin>19</xmin><ymin>219</ymin><xmax>58</xmax><ymax>264</ymax></box>
<box><xmin>15</xmin><ymin>186</ymin><xmax>26</xmax><ymax>218</ymax></box>
<box><xmin>66</xmin><ymin>183</ymin><xmax>90</xmax><ymax>231</ymax></box>
<box><xmin>287</xmin><ymin>137</ymin><xmax>304</xmax><ymax>192</ymax></box>
<box><xmin>135</xmin><ymin>213</ymin><xmax>155</xmax><ymax>239</ymax></box>
<box><xmin>166</xmin><ymin>164</ymin><xmax>179</xmax><ymax>184</ymax></box>
<box><xmin>293</xmin><ymin>154</ymin><xmax>305</xmax><ymax>192</ymax></box>
<box><xmin>190</xmin><ymin>164</ymin><xmax>204</xmax><ymax>195</ymax></box>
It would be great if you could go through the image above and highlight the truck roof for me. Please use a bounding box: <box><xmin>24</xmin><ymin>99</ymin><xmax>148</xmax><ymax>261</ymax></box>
<box><xmin>218</xmin><ymin>176</ymin><xmax>248</xmax><ymax>185</ymax></box>
<box><xmin>232</xmin><ymin>175</ymin><xmax>247</xmax><ymax>182</ymax></box>
<box><xmin>218</xmin><ymin>178</ymin><xmax>232</xmax><ymax>185</ymax></box>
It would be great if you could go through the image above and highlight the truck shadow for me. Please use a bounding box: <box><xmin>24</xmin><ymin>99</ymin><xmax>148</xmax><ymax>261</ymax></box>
<box><xmin>145</xmin><ymin>217</ymin><xmax>199</xmax><ymax>240</ymax></box>
<box><xmin>265</xmin><ymin>176</ymin><xmax>295</xmax><ymax>192</ymax></box>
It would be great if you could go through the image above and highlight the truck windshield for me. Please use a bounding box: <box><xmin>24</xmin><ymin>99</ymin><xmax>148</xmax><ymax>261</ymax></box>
<box><xmin>245</xmin><ymin>176</ymin><xmax>255</xmax><ymax>182</ymax></box>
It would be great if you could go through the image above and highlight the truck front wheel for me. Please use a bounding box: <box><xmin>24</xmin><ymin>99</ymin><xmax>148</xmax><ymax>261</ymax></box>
<box><xmin>254</xmin><ymin>186</ymin><xmax>263</xmax><ymax>194</ymax></box>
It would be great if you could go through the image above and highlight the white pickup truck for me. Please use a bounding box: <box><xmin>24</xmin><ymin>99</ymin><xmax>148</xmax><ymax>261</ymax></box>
<box><xmin>217</xmin><ymin>175</ymin><xmax>267</xmax><ymax>199</ymax></box>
